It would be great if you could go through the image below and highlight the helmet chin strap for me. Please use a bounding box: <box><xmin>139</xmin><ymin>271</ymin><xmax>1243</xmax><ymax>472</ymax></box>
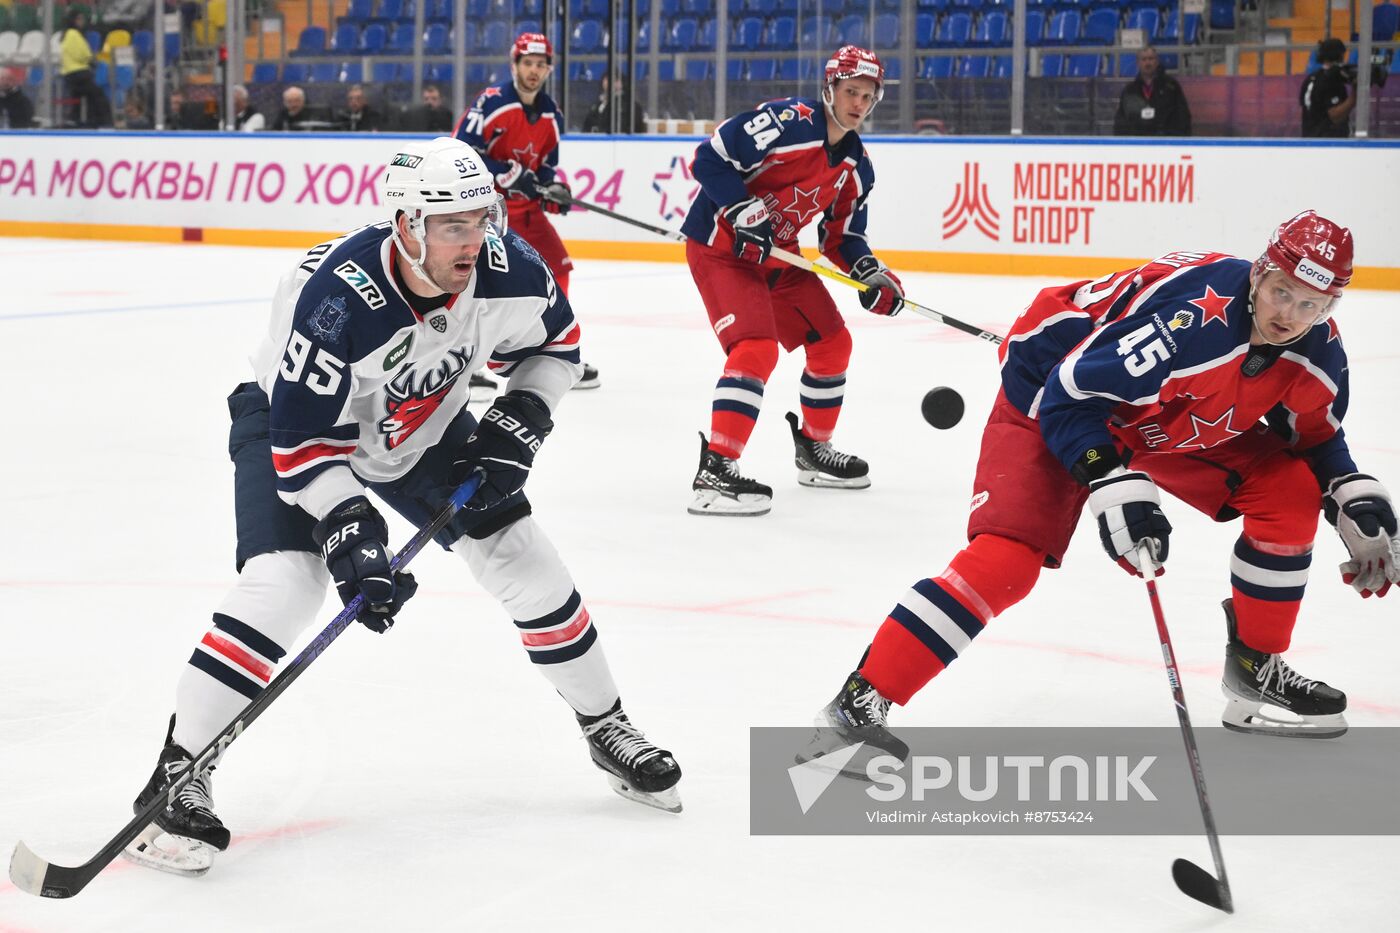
<box><xmin>392</xmin><ymin>212</ymin><xmax>448</xmax><ymax>295</ymax></box>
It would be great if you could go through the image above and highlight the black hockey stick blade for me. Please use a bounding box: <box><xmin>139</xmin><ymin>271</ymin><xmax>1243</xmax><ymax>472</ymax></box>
<box><xmin>1172</xmin><ymin>858</ymin><xmax>1234</xmax><ymax>913</ymax></box>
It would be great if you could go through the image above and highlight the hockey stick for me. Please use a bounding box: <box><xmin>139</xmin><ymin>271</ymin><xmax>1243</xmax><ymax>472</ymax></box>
<box><xmin>555</xmin><ymin>194</ymin><xmax>1004</xmax><ymax>345</ymax></box>
<box><xmin>1137</xmin><ymin>542</ymin><xmax>1234</xmax><ymax>914</ymax></box>
<box><xmin>8</xmin><ymin>475</ymin><xmax>482</xmax><ymax>899</ymax></box>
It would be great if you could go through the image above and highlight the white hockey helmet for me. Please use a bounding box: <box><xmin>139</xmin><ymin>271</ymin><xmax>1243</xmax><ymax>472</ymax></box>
<box><xmin>382</xmin><ymin>137</ymin><xmax>506</xmax><ymax>288</ymax></box>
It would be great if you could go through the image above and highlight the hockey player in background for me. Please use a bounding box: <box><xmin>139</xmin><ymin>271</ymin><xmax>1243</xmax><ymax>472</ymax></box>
<box><xmin>807</xmin><ymin>211</ymin><xmax>1400</xmax><ymax>769</ymax></box>
<box><xmin>681</xmin><ymin>45</ymin><xmax>906</xmax><ymax>516</ymax></box>
<box><xmin>126</xmin><ymin>138</ymin><xmax>681</xmax><ymax>877</ymax></box>
<box><xmin>454</xmin><ymin>32</ymin><xmax>599</xmax><ymax>389</ymax></box>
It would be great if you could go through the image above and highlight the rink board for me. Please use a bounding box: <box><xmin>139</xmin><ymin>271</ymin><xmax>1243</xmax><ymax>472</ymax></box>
<box><xmin>0</xmin><ymin>130</ymin><xmax>1398</xmax><ymax>288</ymax></box>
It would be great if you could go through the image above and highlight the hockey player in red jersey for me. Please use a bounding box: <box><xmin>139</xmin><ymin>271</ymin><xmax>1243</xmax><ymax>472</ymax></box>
<box><xmin>681</xmin><ymin>45</ymin><xmax>906</xmax><ymax>516</ymax></box>
<box><xmin>806</xmin><ymin>211</ymin><xmax>1400</xmax><ymax>770</ymax></box>
<box><xmin>123</xmin><ymin>139</ymin><xmax>681</xmax><ymax>879</ymax></box>
<box><xmin>454</xmin><ymin>32</ymin><xmax>599</xmax><ymax>388</ymax></box>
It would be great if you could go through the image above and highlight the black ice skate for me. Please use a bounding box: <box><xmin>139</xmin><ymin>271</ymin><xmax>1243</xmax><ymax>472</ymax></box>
<box><xmin>578</xmin><ymin>700</ymin><xmax>682</xmax><ymax>813</ymax></box>
<box><xmin>786</xmin><ymin>412</ymin><xmax>871</xmax><ymax>489</ymax></box>
<box><xmin>797</xmin><ymin>671</ymin><xmax>909</xmax><ymax>778</ymax></box>
<box><xmin>1220</xmin><ymin>599</ymin><xmax>1347</xmax><ymax>739</ymax></box>
<box><xmin>124</xmin><ymin>716</ymin><xmax>230</xmax><ymax>877</ymax></box>
<box><xmin>573</xmin><ymin>362</ymin><xmax>601</xmax><ymax>390</ymax></box>
<box><xmin>688</xmin><ymin>432</ymin><xmax>773</xmax><ymax>516</ymax></box>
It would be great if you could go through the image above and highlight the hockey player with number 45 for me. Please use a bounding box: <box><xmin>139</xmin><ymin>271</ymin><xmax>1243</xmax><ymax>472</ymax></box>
<box><xmin>123</xmin><ymin>138</ymin><xmax>681</xmax><ymax>879</ymax></box>
<box><xmin>682</xmin><ymin>45</ymin><xmax>906</xmax><ymax>516</ymax></box>
<box><xmin>805</xmin><ymin>211</ymin><xmax>1400</xmax><ymax>772</ymax></box>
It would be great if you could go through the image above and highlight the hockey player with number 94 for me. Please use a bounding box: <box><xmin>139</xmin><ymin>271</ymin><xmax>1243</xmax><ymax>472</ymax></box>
<box><xmin>805</xmin><ymin>211</ymin><xmax>1400</xmax><ymax>772</ymax></box>
<box><xmin>121</xmin><ymin>138</ymin><xmax>681</xmax><ymax>879</ymax></box>
<box><xmin>682</xmin><ymin>45</ymin><xmax>907</xmax><ymax>516</ymax></box>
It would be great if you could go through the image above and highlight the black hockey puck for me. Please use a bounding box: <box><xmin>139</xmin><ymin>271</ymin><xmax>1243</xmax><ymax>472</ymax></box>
<box><xmin>921</xmin><ymin>387</ymin><xmax>965</xmax><ymax>430</ymax></box>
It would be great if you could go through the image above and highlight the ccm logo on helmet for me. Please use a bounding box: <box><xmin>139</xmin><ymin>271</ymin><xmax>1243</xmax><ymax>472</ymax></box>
<box><xmin>461</xmin><ymin>185</ymin><xmax>495</xmax><ymax>199</ymax></box>
<box><xmin>1295</xmin><ymin>257</ymin><xmax>1335</xmax><ymax>290</ymax></box>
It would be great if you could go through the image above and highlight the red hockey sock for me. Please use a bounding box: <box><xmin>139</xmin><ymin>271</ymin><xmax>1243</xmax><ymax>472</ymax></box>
<box><xmin>709</xmin><ymin>338</ymin><xmax>778</xmax><ymax>459</ymax></box>
<box><xmin>798</xmin><ymin>329</ymin><xmax>852</xmax><ymax>442</ymax></box>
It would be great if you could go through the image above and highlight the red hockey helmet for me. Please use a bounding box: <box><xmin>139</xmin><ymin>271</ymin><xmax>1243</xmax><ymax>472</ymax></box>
<box><xmin>511</xmin><ymin>32</ymin><xmax>552</xmax><ymax>64</ymax></box>
<box><xmin>1255</xmin><ymin>210</ymin><xmax>1354</xmax><ymax>298</ymax></box>
<box><xmin>824</xmin><ymin>45</ymin><xmax>885</xmax><ymax>102</ymax></box>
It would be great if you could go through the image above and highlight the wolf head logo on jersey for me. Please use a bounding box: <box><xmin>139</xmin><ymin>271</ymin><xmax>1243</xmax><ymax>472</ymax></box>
<box><xmin>378</xmin><ymin>347</ymin><xmax>472</xmax><ymax>449</ymax></box>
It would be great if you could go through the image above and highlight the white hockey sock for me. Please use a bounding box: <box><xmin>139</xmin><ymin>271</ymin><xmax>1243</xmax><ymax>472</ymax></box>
<box><xmin>453</xmin><ymin>517</ymin><xmax>619</xmax><ymax>716</ymax></box>
<box><xmin>173</xmin><ymin>551</ymin><xmax>329</xmax><ymax>754</ymax></box>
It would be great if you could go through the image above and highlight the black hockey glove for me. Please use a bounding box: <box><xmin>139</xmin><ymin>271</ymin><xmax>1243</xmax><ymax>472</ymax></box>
<box><xmin>448</xmin><ymin>391</ymin><xmax>554</xmax><ymax>511</ymax></box>
<box><xmin>495</xmin><ymin>160</ymin><xmax>541</xmax><ymax>201</ymax></box>
<box><xmin>722</xmin><ymin>196</ymin><xmax>774</xmax><ymax>264</ymax></box>
<box><xmin>312</xmin><ymin>497</ymin><xmax>417</xmax><ymax>633</ymax></box>
<box><xmin>850</xmin><ymin>255</ymin><xmax>905</xmax><ymax>316</ymax></box>
<box><xmin>540</xmin><ymin>179</ymin><xmax>573</xmax><ymax>215</ymax></box>
<box><xmin>1086</xmin><ymin>468</ymin><xmax>1172</xmax><ymax>577</ymax></box>
<box><xmin>1324</xmin><ymin>473</ymin><xmax>1400</xmax><ymax>597</ymax></box>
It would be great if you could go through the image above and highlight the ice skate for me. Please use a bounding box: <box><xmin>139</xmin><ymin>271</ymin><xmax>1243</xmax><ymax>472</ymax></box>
<box><xmin>1220</xmin><ymin>599</ymin><xmax>1347</xmax><ymax>739</ymax></box>
<box><xmin>786</xmin><ymin>412</ymin><xmax>870</xmax><ymax>489</ymax></box>
<box><xmin>688</xmin><ymin>432</ymin><xmax>773</xmax><ymax>516</ymax></box>
<box><xmin>573</xmin><ymin>363</ymin><xmax>601</xmax><ymax>390</ymax></box>
<box><xmin>124</xmin><ymin>716</ymin><xmax>230</xmax><ymax>877</ymax></box>
<box><xmin>578</xmin><ymin>700</ymin><xmax>682</xmax><ymax>813</ymax></box>
<box><xmin>797</xmin><ymin>671</ymin><xmax>909</xmax><ymax>778</ymax></box>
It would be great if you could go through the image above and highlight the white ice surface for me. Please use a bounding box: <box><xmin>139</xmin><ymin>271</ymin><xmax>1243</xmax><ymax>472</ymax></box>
<box><xmin>1</xmin><ymin>239</ymin><xmax>1397</xmax><ymax>932</ymax></box>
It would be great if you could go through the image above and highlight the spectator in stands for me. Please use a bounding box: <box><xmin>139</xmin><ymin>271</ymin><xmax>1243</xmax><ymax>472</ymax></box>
<box><xmin>582</xmin><ymin>72</ymin><xmax>646</xmax><ymax>134</ymax></box>
<box><xmin>271</xmin><ymin>86</ymin><xmax>311</xmax><ymax>131</ymax></box>
<box><xmin>339</xmin><ymin>84</ymin><xmax>382</xmax><ymax>132</ymax></box>
<box><xmin>233</xmin><ymin>84</ymin><xmax>265</xmax><ymax>132</ymax></box>
<box><xmin>1300</xmin><ymin>37</ymin><xmax>1354</xmax><ymax>138</ymax></box>
<box><xmin>414</xmin><ymin>84</ymin><xmax>454</xmax><ymax>133</ymax></box>
<box><xmin>1112</xmin><ymin>47</ymin><xmax>1191</xmax><ymax>137</ymax></box>
<box><xmin>60</xmin><ymin>9</ymin><xmax>112</xmax><ymax>128</ymax></box>
<box><xmin>0</xmin><ymin>67</ymin><xmax>35</xmax><ymax>129</ymax></box>
<box><xmin>123</xmin><ymin>95</ymin><xmax>153</xmax><ymax>130</ymax></box>
<box><xmin>166</xmin><ymin>89</ymin><xmax>190</xmax><ymax>130</ymax></box>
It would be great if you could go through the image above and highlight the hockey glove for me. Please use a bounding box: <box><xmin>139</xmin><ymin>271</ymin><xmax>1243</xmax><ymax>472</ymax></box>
<box><xmin>850</xmin><ymin>255</ymin><xmax>905</xmax><ymax>317</ymax></box>
<box><xmin>450</xmin><ymin>391</ymin><xmax>554</xmax><ymax>511</ymax></box>
<box><xmin>312</xmin><ymin>497</ymin><xmax>417</xmax><ymax>633</ymax></box>
<box><xmin>722</xmin><ymin>197</ymin><xmax>774</xmax><ymax>264</ymax></box>
<box><xmin>495</xmin><ymin>161</ymin><xmax>541</xmax><ymax>201</ymax></box>
<box><xmin>540</xmin><ymin>180</ymin><xmax>573</xmax><ymax>215</ymax></box>
<box><xmin>1087</xmin><ymin>468</ymin><xmax>1172</xmax><ymax>577</ymax></box>
<box><xmin>1324</xmin><ymin>473</ymin><xmax>1400</xmax><ymax>597</ymax></box>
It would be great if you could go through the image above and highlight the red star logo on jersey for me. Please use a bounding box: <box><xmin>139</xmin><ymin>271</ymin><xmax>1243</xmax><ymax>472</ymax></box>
<box><xmin>511</xmin><ymin>142</ymin><xmax>539</xmax><ymax>168</ymax></box>
<box><xmin>792</xmin><ymin>101</ymin><xmax>815</xmax><ymax>123</ymax></box>
<box><xmin>1174</xmin><ymin>407</ymin><xmax>1243</xmax><ymax>451</ymax></box>
<box><xmin>479</xmin><ymin>86</ymin><xmax>501</xmax><ymax>99</ymax></box>
<box><xmin>782</xmin><ymin>185</ymin><xmax>823</xmax><ymax>226</ymax></box>
<box><xmin>1188</xmin><ymin>286</ymin><xmax>1233</xmax><ymax>327</ymax></box>
<box><xmin>1325</xmin><ymin>318</ymin><xmax>1340</xmax><ymax>343</ymax></box>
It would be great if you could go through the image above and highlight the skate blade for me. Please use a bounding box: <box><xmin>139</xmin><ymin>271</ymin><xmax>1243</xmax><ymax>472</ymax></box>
<box><xmin>793</xmin><ymin>720</ymin><xmax>902</xmax><ymax>779</ymax></box>
<box><xmin>604</xmin><ymin>775</ymin><xmax>682</xmax><ymax>813</ymax></box>
<box><xmin>796</xmin><ymin>470</ymin><xmax>871</xmax><ymax>490</ymax></box>
<box><xmin>571</xmin><ymin>378</ymin><xmax>602</xmax><ymax>390</ymax></box>
<box><xmin>122</xmin><ymin>824</ymin><xmax>217</xmax><ymax>877</ymax></box>
<box><xmin>688</xmin><ymin>490</ymin><xmax>771</xmax><ymax>516</ymax></box>
<box><xmin>1221</xmin><ymin>687</ymin><xmax>1349</xmax><ymax>739</ymax></box>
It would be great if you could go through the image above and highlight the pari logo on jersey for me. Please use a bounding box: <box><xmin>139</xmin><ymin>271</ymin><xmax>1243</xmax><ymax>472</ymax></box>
<box><xmin>378</xmin><ymin>346</ymin><xmax>473</xmax><ymax>449</ymax></box>
<box><xmin>333</xmin><ymin>261</ymin><xmax>388</xmax><ymax>310</ymax></box>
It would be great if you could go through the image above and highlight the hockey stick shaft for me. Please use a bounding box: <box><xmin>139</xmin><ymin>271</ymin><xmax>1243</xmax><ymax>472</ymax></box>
<box><xmin>560</xmin><ymin>196</ymin><xmax>1003</xmax><ymax>345</ymax></box>
<box><xmin>9</xmin><ymin>476</ymin><xmax>482</xmax><ymax>899</ymax></box>
<box><xmin>1137</xmin><ymin>543</ymin><xmax>1233</xmax><ymax>914</ymax></box>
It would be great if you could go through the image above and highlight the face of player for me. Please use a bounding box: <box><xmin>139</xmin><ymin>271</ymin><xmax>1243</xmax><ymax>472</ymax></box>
<box><xmin>1250</xmin><ymin>270</ymin><xmax>1333</xmax><ymax>345</ymax></box>
<box><xmin>830</xmin><ymin>76</ymin><xmax>879</xmax><ymax>134</ymax></box>
<box><xmin>403</xmin><ymin>208</ymin><xmax>492</xmax><ymax>295</ymax></box>
<box><xmin>512</xmin><ymin>55</ymin><xmax>551</xmax><ymax>95</ymax></box>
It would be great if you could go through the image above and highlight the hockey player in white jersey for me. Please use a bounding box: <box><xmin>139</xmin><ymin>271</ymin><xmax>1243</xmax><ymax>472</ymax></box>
<box><xmin>125</xmin><ymin>138</ymin><xmax>681</xmax><ymax>877</ymax></box>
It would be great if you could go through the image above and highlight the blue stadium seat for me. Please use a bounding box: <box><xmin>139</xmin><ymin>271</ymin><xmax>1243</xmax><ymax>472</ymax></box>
<box><xmin>668</xmin><ymin>17</ymin><xmax>699</xmax><ymax>51</ymax></box>
<box><xmin>658</xmin><ymin>59</ymin><xmax>676</xmax><ymax>80</ymax></box>
<box><xmin>1373</xmin><ymin>2</ymin><xmax>1397</xmax><ymax>40</ymax></box>
<box><xmin>425</xmin><ymin>0</ymin><xmax>450</xmax><ymax>22</ymax></box>
<box><xmin>884</xmin><ymin>56</ymin><xmax>902</xmax><ymax>79</ymax></box>
<box><xmin>915</xmin><ymin>12</ymin><xmax>936</xmax><ymax>47</ymax></box>
<box><xmin>749</xmin><ymin>56</ymin><xmax>778</xmax><ymax>79</ymax></box>
<box><xmin>733</xmin><ymin>16</ymin><xmax>764</xmax><ymax>49</ymax></box>
<box><xmin>1160</xmin><ymin>12</ymin><xmax>1201</xmax><ymax>45</ymax></box>
<box><xmin>343</xmin><ymin>61</ymin><xmax>365</xmax><ymax>83</ymax></box>
<box><xmin>424</xmin><ymin>22</ymin><xmax>449</xmax><ymax>54</ymax></box>
<box><xmin>114</xmin><ymin>63</ymin><xmax>135</xmax><ymax>91</ymax></box>
<box><xmin>873</xmin><ymin>12</ymin><xmax>899</xmax><ymax>47</ymax></box>
<box><xmin>388</xmin><ymin>22</ymin><xmax>415</xmax><ymax>54</ymax></box>
<box><xmin>344</xmin><ymin>0</ymin><xmax>373</xmax><ymax>22</ymax></box>
<box><xmin>132</xmin><ymin>29</ymin><xmax>154</xmax><ymax>60</ymax></box>
<box><xmin>424</xmin><ymin>60</ymin><xmax>450</xmax><ymax>82</ymax></box>
<box><xmin>1208</xmin><ymin>0</ymin><xmax>1233</xmax><ymax>30</ymax></box>
<box><xmin>309</xmin><ymin>62</ymin><xmax>340</xmax><ymax>82</ymax></box>
<box><xmin>481</xmin><ymin>19</ymin><xmax>510</xmax><ymax>52</ymax></box>
<box><xmin>583</xmin><ymin>0</ymin><xmax>610</xmax><ymax>15</ymax></box>
<box><xmin>1024</xmin><ymin>9</ymin><xmax>1047</xmax><ymax>44</ymax></box>
<box><xmin>835</xmin><ymin>14</ymin><xmax>866</xmax><ymax>46</ymax></box>
<box><xmin>283</xmin><ymin>62</ymin><xmax>311</xmax><ymax>82</ymax></box>
<box><xmin>1126</xmin><ymin>8</ymin><xmax>1160</xmax><ymax>40</ymax></box>
<box><xmin>636</xmin><ymin>19</ymin><xmax>651</xmax><ymax>52</ymax></box>
<box><xmin>570</xmin><ymin>19</ymin><xmax>603</xmax><ymax>52</ymax></box>
<box><xmin>799</xmin><ymin>15</ymin><xmax>835</xmax><ymax>46</ymax></box>
<box><xmin>935</xmin><ymin>11</ymin><xmax>972</xmax><ymax>46</ymax></box>
<box><xmin>990</xmin><ymin>54</ymin><xmax>1012</xmax><ymax>77</ymax></box>
<box><xmin>164</xmin><ymin>32</ymin><xmax>181</xmax><ymax>61</ymax></box>
<box><xmin>359</xmin><ymin>22</ymin><xmax>388</xmax><ymax>52</ymax></box>
<box><xmin>683</xmin><ymin>0</ymin><xmax>715</xmax><ymax>13</ymax></box>
<box><xmin>769</xmin><ymin>15</ymin><xmax>796</xmax><ymax>49</ymax></box>
<box><xmin>251</xmin><ymin>61</ymin><xmax>279</xmax><ymax>83</ymax></box>
<box><xmin>919</xmin><ymin>55</ymin><xmax>953</xmax><ymax>79</ymax></box>
<box><xmin>698</xmin><ymin>16</ymin><xmax>717</xmax><ymax>49</ymax></box>
<box><xmin>1045</xmin><ymin>10</ymin><xmax>1082</xmax><ymax>45</ymax></box>
<box><xmin>778</xmin><ymin>57</ymin><xmax>800</xmax><ymax>79</ymax></box>
<box><xmin>1040</xmin><ymin>52</ymin><xmax>1063</xmax><ymax>77</ymax></box>
<box><xmin>685</xmin><ymin>59</ymin><xmax>712</xmax><ymax>80</ymax></box>
<box><xmin>1116</xmin><ymin>52</ymin><xmax>1136</xmax><ymax>76</ymax></box>
<box><xmin>332</xmin><ymin>23</ymin><xmax>360</xmax><ymax>53</ymax></box>
<box><xmin>726</xmin><ymin>59</ymin><xmax>744</xmax><ymax>80</ymax></box>
<box><xmin>1066</xmin><ymin>53</ymin><xmax>1101</xmax><ymax>76</ymax></box>
<box><xmin>377</xmin><ymin>0</ymin><xmax>405</xmax><ymax>21</ymax></box>
<box><xmin>292</xmin><ymin>26</ymin><xmax>327</xmax><ymax>57</ymax></box>
<box><xmin>1083</xmin><ymin>8</ymin><xmax>1118</xmax><ymax>45</ymax></box>
<box><xmin>469</xmin><ymin>0</ymin><xmax>491</xmax><ymax>16</ymax></box>
<box><xmin>465</xmin><ymin>62</ymin><xmax>488</xmax><ymax>85</ymax></box>
<box><xmin>972</xmin><ymin>10</ymin><xmax>1007</xmax><ymax>45</ymax></box>
<box><xmin>750</xmin><ymin>0</ymin><xmax>778</xmax><ymax>13</ymax></box>
<box><xmin>959</xmin><ymin>55</ymin><xmax>989</xmax><ymax>77</ymax></box>
<box><xmin>371</xmin><ymin>61</ymin><xmax>401</xmax><ymax>83</ymax></box>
